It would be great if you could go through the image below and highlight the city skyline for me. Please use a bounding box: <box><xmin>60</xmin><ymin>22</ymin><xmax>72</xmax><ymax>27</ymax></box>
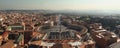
<box><xmin>0</xmin><ymin>0</ymin><xmax>120</xmax><ymax>10</ymax></box>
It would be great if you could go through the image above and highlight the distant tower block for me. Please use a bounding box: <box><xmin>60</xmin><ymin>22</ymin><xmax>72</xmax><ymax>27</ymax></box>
<box><xmin>0</xmin><ymin>18</ymin><xmax>3</xmax><ymax>25</ymax></box>
<box><xmin>58</xmin><ymin>14</ymin><xmax>62</xmax><ymax>32</ymax></box>
<box><xmin>58</xmin><ymin>14</ymin><xmax>62</xmax><ymax>25</ymax></box>
<box><xmin>51</xmin><ymin>21</ymin><xmax>54</xmax><ymax>26</ymax></box>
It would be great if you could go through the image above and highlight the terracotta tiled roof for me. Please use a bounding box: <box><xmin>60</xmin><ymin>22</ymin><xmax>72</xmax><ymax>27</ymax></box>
<box><xmin>51</xmin><ymin>43</ymin><xmax>72</xmax><ymax>48</ymax></box>
<box><xmin>0</xmin><ymin>40</ymin><xmax>14</xmax><ymax>48</ymax></box>
<box><xmin>2</xmin><ymin>31</ymin><xmax>8</xmax><ymax>38</ymax></box>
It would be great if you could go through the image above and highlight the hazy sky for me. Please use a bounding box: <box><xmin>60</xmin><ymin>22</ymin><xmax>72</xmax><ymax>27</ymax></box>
<box><xmin>0</xmin><ymin>0</ymin><xmax>120</xmax><ymax>10</ymax></box>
